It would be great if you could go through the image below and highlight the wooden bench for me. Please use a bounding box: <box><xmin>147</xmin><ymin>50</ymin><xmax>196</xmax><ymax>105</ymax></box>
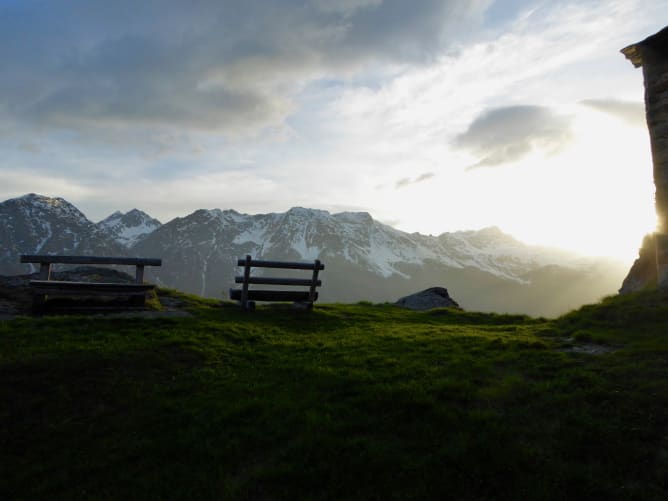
<box><xmin>20</xmin><ymin>255</ymin><xmax>162</xmax><ymax>309</ymax></box>
<box><xmin>229</xmin><ymin>255</ymin><xmax>324</xmax><ymax>311</ymax></box>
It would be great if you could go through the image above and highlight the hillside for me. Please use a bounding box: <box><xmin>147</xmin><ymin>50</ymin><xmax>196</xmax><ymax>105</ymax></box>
<box><xmin>1</xmin><ymin>290</ymin><xmax>668</xmax><ymax>499</ymax></box>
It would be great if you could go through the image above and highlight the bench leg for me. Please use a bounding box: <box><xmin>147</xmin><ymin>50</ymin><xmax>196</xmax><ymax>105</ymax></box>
<box><xmin>244</xmin><ymin>300</ymin><xmax>256</xmax><ymax>312</ymax></box>
<box><xmin>130</xmin><ymin>295</ymin><xmax>146</xmax><ymax>307</ymax></box>
<box><xmin>32</xmin><ymin>294</ymin><xmax>46</xmax><ymax>313</ymax></box>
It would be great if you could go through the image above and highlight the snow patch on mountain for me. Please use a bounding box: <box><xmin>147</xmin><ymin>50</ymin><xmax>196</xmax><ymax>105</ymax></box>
<box><xmin>96</xmin><ymin>209</ymin><xmax>161</xmax><ymax>248</ymax></box>
<box><xmin>291</xmin><ymin>233</ymin><xmax>321</xmax><ymax>261</ymax></box>
<box><xmin>232</xmin><ymin>222</ymin><xmax>269</xmax><ymax>246</ymax></box>
<box><xmin>33</xmin><ymin>220</ymin><xmax>52</xmax><ymax>254</ymax></box>
<box><xmin>169</xmin><ymin>205</ymin><xmax>586</xmax><ymax>283</ymax></box>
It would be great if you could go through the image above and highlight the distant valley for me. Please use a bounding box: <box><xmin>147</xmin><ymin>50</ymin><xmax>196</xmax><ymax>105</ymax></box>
<box><xmin>0</xmin><ymin>193</ymin><xmax>628</xmax><ymax>316</ymax></box>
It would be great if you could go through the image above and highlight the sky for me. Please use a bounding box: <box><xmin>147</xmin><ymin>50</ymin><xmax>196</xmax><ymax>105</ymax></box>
<box><xmin>1</xmin><ymin>0</ymin><xmax>667</xmax><ymax>261</ymax></box>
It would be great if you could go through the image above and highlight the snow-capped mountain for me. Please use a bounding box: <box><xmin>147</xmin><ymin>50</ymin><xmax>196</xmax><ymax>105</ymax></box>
<box><xmin>133</xmin><ymin>206</ymin><xmax>627</xmax><ymax>315</ymax></box>
<box><xmin>0</xmin><ymin>193</ymin><xmax>90</xmax><ymax>254</ymax></box>
<box><xmin>0</xmin><ymin>194</ymin><xmax>628</xmax><ymax>315</ymax></box>
<box><xmin>196</xmin><ymin>207</ymin><xmax>579</xmax><ymax>283</ymax></box>
<box><xmin>0</xmin><ymin>194</ymin><xmax>125</xmax><ymax>274</ymax></box>
<box><xmin>95</xmin><ymin>209</ymin><xmax>162</xmax><ymax>248</ymax></box>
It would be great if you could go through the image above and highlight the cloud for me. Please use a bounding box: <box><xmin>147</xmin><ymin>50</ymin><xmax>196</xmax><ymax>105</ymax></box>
<box><xmin>455</xmin><ymin>105</ymin><xmax>573</xmax><ymax>169</ymax></box>
<box><xmin>0</xmin><ymin>169</ymin><xmax>94</xmax><ymax>204</ymax></box>
<box><xmin>580</xmin><ymin>99</ymin><xmax>646</xmax><ymax>126</ymax></box>
<box><xmin>0</xmin><ymin>0</ymin><xmax>487</xmax><ymax>138</ymax></box>
<box><xmin>18</xmin><ymin>141</ymin><xmax>42</xmax><ymax>154</ymax></box>
<box><xmin>396</xmin><ymin>172</ymin><xmax>435</xmax><ymax>188</ymax></box>
<box><xmin>415</xmin><ymin>172</ymin><xmax>435</xmax><ymax>182</ymax></box>
<box><xmin>311</xmin><ymin>0</ymin><xmax>384</xmax><ymax>18</ymax></box>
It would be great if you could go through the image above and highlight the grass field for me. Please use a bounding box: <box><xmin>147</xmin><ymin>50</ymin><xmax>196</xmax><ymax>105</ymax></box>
<box><xmin>1</xmin><ymin>289</ymin><xmax>668</xmax><ymax>499</ymax></box>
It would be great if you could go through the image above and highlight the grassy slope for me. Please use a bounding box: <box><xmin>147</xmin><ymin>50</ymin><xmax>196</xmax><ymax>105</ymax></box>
<box><xmin>1</xmin><ymin>289</ymin><xmax>668</xmax><ymax>500</ymax></box>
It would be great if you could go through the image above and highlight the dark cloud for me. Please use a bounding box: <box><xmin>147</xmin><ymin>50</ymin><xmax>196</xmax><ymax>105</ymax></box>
<box><xmin>396</xmin><ymin>172</ymin><xmax>435</xmax><ymax>188</ymax></box>
<box><xmin>415</xmin><ymin>172</ymin><xmax>435</xmax><ymax>182</ymax></box>
<box><xmin>455</xmin><ymin>105</ymin><xmax>572</xmax><ymax>169</ymax></box>
<box><xmin>0</xmin><ymin>0</ymin><xmax>485</xmax><ymax>136</ymax></box>
<box><xmin>580</xmin><ymin>99</ymin><xmax>645</xmax><ymax>126</ymax></box>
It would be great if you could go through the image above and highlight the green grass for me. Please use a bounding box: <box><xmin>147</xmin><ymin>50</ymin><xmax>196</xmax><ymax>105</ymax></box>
<box><xmin>1</xmin><ymin>289</ymin><xmax>668</xmax><ymax>499</ymax></box>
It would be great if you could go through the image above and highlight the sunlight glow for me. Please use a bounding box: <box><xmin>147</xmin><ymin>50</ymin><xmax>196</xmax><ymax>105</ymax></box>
<box><xmin>376</xmin><ymin>106</ymin><xmax>655</xmax><ymax>263</ymax></box>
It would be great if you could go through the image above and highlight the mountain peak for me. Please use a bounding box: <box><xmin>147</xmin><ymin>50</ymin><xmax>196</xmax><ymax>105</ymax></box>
<box><xmin>17</xmin><ymin>192</ymin><xmax>40</xmax><ymax>200</ymax></box>
<box><xmin>99</xmin><ymin>210</ymin><xmax>123</xmax><ymax>223</ymax></box>
<box><xmin>95</xmin><ymin>208</ymin><xmax>161</xmax><ymax>248</ymax></box>
<box><xmin>13</xmin><ymin>193</ymin><xmax>69</xmax><ymax>207</ymax></box>
<box><xmin>286</xmin><ymin>207</ymin><xmax>330</xmax><ymax>218</ymax></box>
<box><xmin>479</xmin><ymin>225</ymin><xmax>503</xmax><ymax>234</ymax></box>
<box><xmin>5</xmin><ymin>193</ymin><xmax>89</xmax><ymax>225</ymax></box>
<box><xmin>334</xmin><ymin>211</ymin><xmax>373</xmax><ymax>224</ymax></box>
<box><xmin>0</xmin><ymin>193</ymin><xmax>98</xmax><ymax>262</ymax></box>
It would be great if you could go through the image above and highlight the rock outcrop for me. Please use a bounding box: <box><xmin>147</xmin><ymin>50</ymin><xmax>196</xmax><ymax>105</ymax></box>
<box><xmin>619</xmin><ymin>234</ymin><xmax>657</xmax><ymax>294</ymax></box>
<box><xmin>395</xmin><ymin>287</ymin><xmax>461</xmax><ymax>310</ymax></box>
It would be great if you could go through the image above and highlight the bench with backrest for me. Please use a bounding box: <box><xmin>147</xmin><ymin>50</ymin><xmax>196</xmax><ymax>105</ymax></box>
<box><xmin>229</xmin><ymin>255</ymin><xmax>324</xmax><ymax>311</ymax></box>
<box><xmin>20</xmin><ymin>255</ymin><xmax>162</xmax><ymax>309</ymax></box>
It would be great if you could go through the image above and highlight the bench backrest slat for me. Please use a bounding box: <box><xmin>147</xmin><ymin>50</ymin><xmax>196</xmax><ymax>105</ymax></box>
<box><xmin>235</xmin><ymin>258</ymin><xmax>324</xmax><ymax>271</ymax></box>
<box><xmin>234</xmin><ymin>276</ymin><xmax>322</xmax><ymax>287</ymax></box>
<box><xmin>20</xmin><ymin>255</ymin><xmax>162</xmax><ymax>266</ymax></box>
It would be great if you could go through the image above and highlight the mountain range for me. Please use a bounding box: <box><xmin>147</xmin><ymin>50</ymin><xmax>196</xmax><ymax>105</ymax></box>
<box><xmin>0</xmin><ymin>193</ymin><xmax>627</xmax><ymax>316</ymax></box>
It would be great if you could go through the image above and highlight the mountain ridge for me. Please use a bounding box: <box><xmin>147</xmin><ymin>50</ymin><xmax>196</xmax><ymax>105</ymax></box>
<box><xmin>0</xmin><ymin>193</ymin><xmax>627</xmax><ymax>315</ymax></box>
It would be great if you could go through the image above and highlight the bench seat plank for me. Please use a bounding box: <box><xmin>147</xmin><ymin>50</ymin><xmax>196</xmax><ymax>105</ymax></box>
<box><xmin>29</xmin><ymin>280</ymin><xmax>154</xmax><ymax>296</ymax></box>
<box><xmin>229</xmin><ymin>289</ymin><xmax>318</xmax><ymax>302</ymax></box>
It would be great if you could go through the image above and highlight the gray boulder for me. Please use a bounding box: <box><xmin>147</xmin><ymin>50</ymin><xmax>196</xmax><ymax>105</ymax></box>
<box><xmin>395</xmin><ymin>287</ymin><xmax>461</xmax><ymax>310</ymax></box>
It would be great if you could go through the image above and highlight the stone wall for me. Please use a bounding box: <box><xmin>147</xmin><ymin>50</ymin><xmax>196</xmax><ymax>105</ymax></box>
<box><xmin>622</xmin><ymin>27</ymin><xmax>668</xmax><ymax>290</ymax></box>
<box><xmin>641</xmin><ymin>46</ymin><xmax>668</xmax><ymax>235</ymax></box>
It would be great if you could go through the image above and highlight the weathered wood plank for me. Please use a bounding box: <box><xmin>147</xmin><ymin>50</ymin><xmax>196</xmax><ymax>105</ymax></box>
<box><xmin>39</xmin><ymin>262</ymin><xmax>51</xmax><ymax>280</ymax></box>
<box><xmin>235</xmin><ymin>258</ymin><xmax>324</xmax><ymax>271</ymax></box>
<box><xmin>230</xmin><ymin>289</ymin><xmax>317</xmax><ymax>302</ymax></box>
<box><xmin>234</xmin><ymin>276</ymin><xmax>322</xmax><ymax>287</ymax></box>
<box><xmin>30</xmin><ymin>280</ymin><xmax>154</xmax><ymax>288</ymax></box>
<box><xmin>135</xmin><ymin>265</ymin><xmax>145</xmax><ymax>284</ymax></box>
<box><xmin>308</xmin><ymin>259</ymin><xmax>321</xmax><ymax>303</ymax></box>
<box><xmin>30</xmin><ymin>289</ymin><xmax>149</xmax><ymax>298</ymax></box>
<box><xmin>240</xmin><ymin>255</ymin><xmax>252</xmax><ymax>310</ymax></box>
<box><xmin>29</xmin><ymin>281</ymin><xmax>154</xmax><ymax>295</ymax></box>
<box><xmin>29</xmin><ymin>290</ymin><xmax>150</xmax><ymax>298</ymax></box>
<box><xmin>20</xmin><ymin>255</ymin><xmax>162</xmax><ymax>266</ymax></box>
